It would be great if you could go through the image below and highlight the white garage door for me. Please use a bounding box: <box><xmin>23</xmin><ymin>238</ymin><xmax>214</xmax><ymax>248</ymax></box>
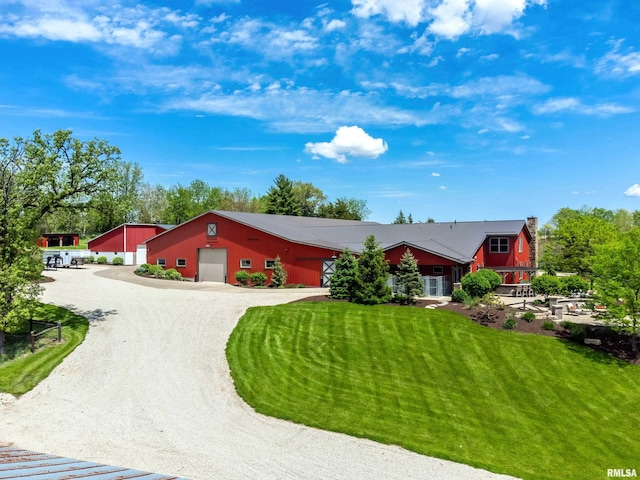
<box><xmin>198</xmin><ymin>248</ymin><xmax>227</xmax><ymax>282</ymax></box>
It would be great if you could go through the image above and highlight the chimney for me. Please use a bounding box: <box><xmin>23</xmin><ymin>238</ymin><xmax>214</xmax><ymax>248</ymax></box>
<box><xmin>526</xmin><ymin>216</ymin><xmax>538</xmax><ymax>269</ymax></box>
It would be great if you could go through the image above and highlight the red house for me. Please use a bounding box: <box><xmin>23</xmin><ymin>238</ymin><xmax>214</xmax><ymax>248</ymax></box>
<box><xmin>88</xmin><ymin>224</ymin><xmax>171</xmax><ymax>265</ymax></box>
<box><xmin>145</xmin><ymin>211</ymin><xmax>537</xmax><ymax>296</ymax></box>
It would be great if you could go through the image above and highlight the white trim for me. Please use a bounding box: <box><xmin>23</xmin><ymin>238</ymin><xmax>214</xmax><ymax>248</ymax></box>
<box><xmin>240</xmin><ymin>259</ymin><xmax>251</xmax><ymax>269</ymax></box>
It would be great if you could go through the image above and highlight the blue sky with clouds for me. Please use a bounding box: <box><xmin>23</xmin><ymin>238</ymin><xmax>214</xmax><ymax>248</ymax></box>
<box><xmin>1</xmin><ymin>0</ymin><xmax>639</xmax><ymax>224</ymax></box>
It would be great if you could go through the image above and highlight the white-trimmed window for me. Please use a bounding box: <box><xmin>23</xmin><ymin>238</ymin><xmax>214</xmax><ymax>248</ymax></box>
<box><xmin>265</xmin><ymin>259</ymin><xmax>276</xmax><ymax>269</ymax></box>
<box><xmin>490</xmin><ymin>237</ymin><xmax>509</xmax><ymax>253</ymax></box>
<box><xmin>433</xmin><ymin>266</ymin><xmax>444</xmax><ymax>275</ymax></box>
<box><xmin>518</xmin><ymin>236</ymin><xmax>523</xmax><ymax>253</ymax></box>
<box><xmin>176</xmin><ymin>258</ymin><xmax>187</xmax><ymax>268</ymax></box>
<box><xmin>157</xmin><ymin>258</ymin><xmax>166</xmax><ymax>266</ymax></box>
<box><xmin>240</xmin><ymin>259</ymin><xmax>251</xmax><ymax>269</ymax></box>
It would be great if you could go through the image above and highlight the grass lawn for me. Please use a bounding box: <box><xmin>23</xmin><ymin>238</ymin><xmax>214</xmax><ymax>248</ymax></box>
<box><xmin>0</xmin><ymin>304</ymin><xmax>89</xmax><ymax>395</ymax></box>
<box><xmin>227</xmin><ymin>302</ymin><xmax>640</xmax><ymax>480</ymax></box>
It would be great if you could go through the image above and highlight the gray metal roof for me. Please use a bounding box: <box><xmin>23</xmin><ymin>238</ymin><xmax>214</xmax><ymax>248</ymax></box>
<box><xmin>0</xmin><ymin>446</ymin><xmax>184</xmax><ymax>479</ymax></box>
<box><xmin>213</xmin><ymin>212</ymin><xmax>526</xmax><ymax>263</ymax></box>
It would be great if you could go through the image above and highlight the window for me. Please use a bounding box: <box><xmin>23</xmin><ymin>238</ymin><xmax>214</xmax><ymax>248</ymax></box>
<box><xmin>490</xmin><ymin>237</ymin><xmax>509</xmax><ymax>253</ymax></box>
<box><xmin>433</xmin><ymin>266</ymin><xmax>444</xmax><ymax>275</ymax></box>
<box><xmin>176</xmin><ymin>258</ymin><xmax>187</xmax><ymax>268</ymax></box>
<box><xmin>207</xmin><ymin>223</ymin><xmax>218</xmax><ymax>237</ymax></box>
<box><xmin>265</xmin><ymin>259</ymin><xmax>276</xmax><ymax>269</ymax></box>
<box><xmin>157</xmin><ymin>258</ymin><xmax>166</xmax><ymax>266</ymax></box>
<box><xmin>240</xmin><ymin>259</ymin><xmax>251</xmax><ymax>269</ymax></box>
<box><xmin>518</xmin><ymin>236</ymin><xmax>523</xmax><ymax>253</ymax></box>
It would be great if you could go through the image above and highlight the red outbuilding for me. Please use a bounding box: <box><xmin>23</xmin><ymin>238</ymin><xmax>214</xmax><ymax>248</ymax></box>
<box><xmin>88</xmin><ymin>224</ymin><xmax>171</xmax><ymax>265</ymax></box>
<box><xmin>144</xmin><ymin>211</ymin><xmax>537</xmax><ymax>296</ymax></box>
<box><xmin>37</xmin><ymin>233</ymin><xmax>80</xmax><ymax>248</ymax></box>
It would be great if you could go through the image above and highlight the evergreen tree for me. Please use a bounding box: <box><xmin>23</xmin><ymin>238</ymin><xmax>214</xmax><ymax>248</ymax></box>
<box><xmin>265</xmin><ymin>174</ymin><xmax>302</xmax><ymax>216</ymax></box>
<box><xmin>407</xmin><ymin>213</ymin><xmax>413</xmax><ymax>224</ymax></box>
<box><xmin>393</xmin><ymin>210</ymin><xmax>407</xmax><ymax>224</ymax></box>
<box><xmin>352</xmin><ymin>235</ymin><xmax>392</xmax><ymax>305</ymax></box>
<box><xmin>394</xmin><ymin>249</ymin><xmax>424</xmax><ymax>304</ymax></box>
<box><xmin>329</xmin><ymin>249</ymin><xmax>358</xmax><ymax>299</ymax></box>
<box><xmin>270</xmin><ymin>255</ymin><xmax>287</xmax><ymax>287</ymax></box>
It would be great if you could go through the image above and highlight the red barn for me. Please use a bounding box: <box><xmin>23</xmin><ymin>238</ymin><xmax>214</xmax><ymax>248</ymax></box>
<box><xmin>145</xmin><ymin>211</ymin><xmax>537</xmax><ymax>296</ymax></box>
<box><xmin>37</xmin><ymin>233</ymin><xmax>79</xmax><ymax>248</ymax></box>
<box><xmin>88</xmin><ymin>224</ymin><xmax>170</xmax><ymax>265</ymax></box>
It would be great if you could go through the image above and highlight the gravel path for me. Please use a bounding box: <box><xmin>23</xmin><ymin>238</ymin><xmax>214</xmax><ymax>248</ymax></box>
<box><xmin>0</xmin><ymin>266</ymin><xmax>517</xmax><ymax>480</ymax></box>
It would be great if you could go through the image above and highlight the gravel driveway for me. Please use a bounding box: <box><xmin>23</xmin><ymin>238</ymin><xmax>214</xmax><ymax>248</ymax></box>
<box><xmin>0</xmin><ymin>266</ymin><xmax>517</xmax><ymax>480</ymax></box>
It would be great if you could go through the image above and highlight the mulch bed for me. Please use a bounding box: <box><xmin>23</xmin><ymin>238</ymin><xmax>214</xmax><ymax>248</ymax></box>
<box><xmin>293</xmin><ymin>295</ymin><xmax>639</xmax><ymax>365</ymax></box>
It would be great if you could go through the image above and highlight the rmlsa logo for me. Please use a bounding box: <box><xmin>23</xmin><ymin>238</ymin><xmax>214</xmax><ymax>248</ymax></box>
<box><xmin>608</xmin><ymin>469</ymin><xmax>637</xmax><ymax>478</ymax></box>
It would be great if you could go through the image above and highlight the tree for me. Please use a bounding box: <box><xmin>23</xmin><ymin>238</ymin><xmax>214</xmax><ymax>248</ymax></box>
<box><xmin>394</xmin><ymin>249</ymin><xmax>423</xmax><ymax>304</ymax></box>
<box><xmin>329</xmin><ymin>249</ymin><xmax>358</xmax><ymax>300</ymax></box>
<box><xmin>318</xmin><ymin>197</ymin><xmax>370</xmax><ymax>220</ymax></box>
<box><xmin>592</xmin><ymin>228</ymin><xmax>640</xmax><ymax>353</ymax></box>
<box><xmin>270</xmin><ymin>255</ymin><xmax>287</xmax><ymax>287</ymax></box>
<box><xmin>135</xmin><ymin>183</ymin><xmax>169</xmax><ymax>224</ymax></box>
<box><xmin>0</xmin><ymin>130</ymin><xmax>120</xmax><ymax>353</ymax></box>
<box><xmin>461</xmin><ymin>269</ymin><xmax>502</xmax><ymax>298</ymax></box>
<box><xmin>393</xmin><ymin>210</ymin><xmax>407</xmax><ymax>224</ymax></box>
<box><xmin>352</xmin><ymin>235</ymin><xmax>392</xmax><ymax>305</ymax></box>
<box><xmin>531</xmin><ymin>274</ymin><xmax>561</xmax><ymax>300</ymax></box>
<box><xmin>292</xmin><ymin>181</ymin><xmax>326</xmax><ymax>217</ymax></box>
<box><xmin>541</xmin><ymin>207</ymin><xmax>617</xmax><ymax>276</ymax></box>
<box><xmin>265</xmin><ymin>174</ymin><xmax>302</xmax><ymax>216</ymax></box>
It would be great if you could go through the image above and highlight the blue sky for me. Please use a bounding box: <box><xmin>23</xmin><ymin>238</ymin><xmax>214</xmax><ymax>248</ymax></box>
<box><xmin>1</xmin><ymin>0</ymin><xmax>639</xmax><ymax>224</ymax></box>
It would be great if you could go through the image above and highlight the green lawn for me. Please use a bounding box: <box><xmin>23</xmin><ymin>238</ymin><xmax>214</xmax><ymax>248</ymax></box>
<box><xmin>226</xmin><ymin>302</ymin><xmax>640</xmax><ymax>480</ymax></box>
<box><xmin>0</xmin><ymin>304</ymin><xmax>89</xmax><ymax>395</ymax></box>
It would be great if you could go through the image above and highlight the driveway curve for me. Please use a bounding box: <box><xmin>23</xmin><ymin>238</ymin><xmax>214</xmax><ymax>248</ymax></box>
<box><xmin>0</xmin><ymin>266</ymin><xmax>516</xmax><ymax>480</ymax></box>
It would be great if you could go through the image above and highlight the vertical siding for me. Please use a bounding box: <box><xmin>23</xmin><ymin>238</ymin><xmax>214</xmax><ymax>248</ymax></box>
<box><xmin>88</xmin><ymin>226</ymin><xmax>124</xmax><ymax>253</ymax></box>
<box><xmin>146</xmin><ymin>213</ymin><xmax>338</xmax><ymax>286</ymax></box>
<box><xmin>89</xmin><ymin>225</ymin><xmax>166</xmax><ymax>253</ymax></box>
<box><xmin>480</xmin><ymin>228</ymin><xmax>532</xmax><ymax>283</ymax></box>
<box><xmin>384</xmin><ymin>245</ymin><xmax>462</xmax><ymax>276</ymax></box>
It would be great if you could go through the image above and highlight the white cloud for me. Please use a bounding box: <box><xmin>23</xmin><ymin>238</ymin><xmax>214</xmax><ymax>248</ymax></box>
<box><xmin>351</xmin><ymin>0</ymin><xmax>426</xmax><ymax>27</ymax></box>
<box><xmin>304</xmin><ymin>126</ymin><xmax>389</xmax><ymax>163</ymax></box>
<box><xmin>324</xmin><ymin>19</ymin><xmax>346</xmax><ymax>31</ymax></box>
<box><xmin>427</xmin><ymin>0</ymin><xmax>546</xmax><ymax>40</ymax></box>
<box><xmin>596</xmin><ymin>39</ymin><xmax>640</xmax><ymax>78</ymax></box>
<box><xmin>533</xmin><ymin>97</ymin><xmax>633</xmax><ymax>116</ymax></box>
<box><xmin>431</xmin><ymin>172</ymin><xmax>441</xmax><ymax>176</ymax></box>
<box><xmin>624</xmin><ymin>184</ymin><xmax>640</xmax><ymax>197</ymax></box>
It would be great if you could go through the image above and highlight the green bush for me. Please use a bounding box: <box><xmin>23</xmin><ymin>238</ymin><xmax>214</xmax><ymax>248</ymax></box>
<box><xmin>164</xmin><ymin>268</ymin><xmax>182</xmax><ymax>281</ymax></box>
<box><xmin>148</xmin><ymin>265</ymin><xmax>164</xmax><ymax>277</ymax></box>
<box><xmin>531</xmin><ymin>274</ymin><xmax>561</xmax><ymax>299</ymax></box>
<box><xmin>503</xmin><ymin>318</ymin><xmax>517</xmax><ymax>330</ymax></box>
<box><xmin>482</xmin><ymin>293</ymin><xmax>504</xmax><ymax>309</ymax></box>
<box><xmin>136</xmin><ymin>263</ymin><xmax>150</xmax><ymax>274</ymax></box>
<box><xmin>461</xmin><ymin>269</ymin><xmax>502</xmax><ymax>297</ymax></box>
<box><xmin>250</xmin><ymin>272</ymin><xmax>268</xmax><ymax>286</ymax></box>
<box><xmin>96</xmin><ymin>256</ymin><xmax>107</xmax><ymax>264</ymax></box>
<box><xmin>542</xmin><ymin>321</ymin><xmax>556</xmax><ymax>331</ymax></box>
<box><xmin>564</xmin><ymin>322</ymin><xmax>585</xmax><ymax>339</ymax></box>
<box><xmin>522</xmin><ymin>312</ymin><xmax>536</xmax><ymax>323</ymax></box>
<box><xmin>112</xmin><ymin>256</ymin><xmax>124</xmax><ymax>266</ymax></box>
<box><xmin>235</xmin><ymin>271</ymin><xmax>250</xmax><ymax>285</ymax></box>
<box><xmin>85</xmin><ymin>255</ymin><xmax>94</xmax><ymax>263</ymax></box>
<box><xmin>451</xmin><ymin>289</ymin><xmax>470</xmax><ymax>303</ymax></box>
<box><xmin>559</xmin><ymin>275</ymin><xmax>589</xmax><ymax>297</ymax></box>
<box><xmin>270</xmin><ymin>255</ymin><xmax>287</xmax><ymax>288</ymax></box>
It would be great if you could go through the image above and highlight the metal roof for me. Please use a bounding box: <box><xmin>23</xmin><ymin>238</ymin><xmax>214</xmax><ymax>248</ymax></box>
<box><xmin>213</xmin><ymin>212</ymin><xmax>526</xmax><ymax>263</ymax></box>
<box><xmin>0</xmin><ymin>446</ymin><xmax>185</xmax><ymax>479</ymax></box>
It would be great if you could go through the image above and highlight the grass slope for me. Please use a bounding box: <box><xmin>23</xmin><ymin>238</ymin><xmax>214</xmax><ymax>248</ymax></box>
<box><xmin>0</xmin><ymin>304</ymin><xmax>89</xmax><ymax>395</ymax></box>
<box><xmin>227</xmin><ymin>302</ymin><xmax>640</xmax><ymax>480</ymax></box>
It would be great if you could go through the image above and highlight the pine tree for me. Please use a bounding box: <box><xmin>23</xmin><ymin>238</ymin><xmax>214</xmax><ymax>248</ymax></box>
<box><xmin>393</xmin><ymin>210</ymin><xmax>407</xmax><ymax>224</ymax></box>
<box><xmin>271</xmin><ymin>255</ymin><xmax>287</xmax><ymax>287</ymax></box>
<box><xmin>394</xmin><ymin>249</ymin><xmax>424</xmax><ymax>304</ymax></box>
<box><xmin>265</xmin><ymin>174</ymin><xmax>302</xmax><ymax>216</ymax></box>
<box><xmin>329</xmin><ymin>249</ymin><xmax>358</xmax><ymax>299</ymax></box>
<box><xmin>352</xmin><ymin>235</ymin><xmax>392</xmax><ymax>305</ymax></box>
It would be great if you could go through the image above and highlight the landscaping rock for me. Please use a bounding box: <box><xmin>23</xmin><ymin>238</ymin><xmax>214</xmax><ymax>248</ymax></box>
<box><xmin>584</xmin><ymin>338</ymin><xmax>602</xmax><ymax>346</ymax></box>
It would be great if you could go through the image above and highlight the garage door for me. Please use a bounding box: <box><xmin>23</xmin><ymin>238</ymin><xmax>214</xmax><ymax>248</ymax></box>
<box><xmin>198</xmin><ymin>248</ymin><xmax>227</xmax><ymax>282</ymax></box>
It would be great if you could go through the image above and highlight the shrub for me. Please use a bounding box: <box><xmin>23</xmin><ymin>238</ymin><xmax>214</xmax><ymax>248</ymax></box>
<box><xmin>96</xmin><ymin>256</ymin><xmax>107</xmax><ymax>264</ymax></box>
<box><xmin>542</xmin><ymin>321</ymin><xmax>555</xmax><ymax>331</ymax></box>
<box><xmin>270</xmin><ymin>256</ymin><xmax>287</xmax><ymax>288</ymax></box>
<box><xmin>112</xmin><ymin>256</ymin><xmax>124</xmax><ymax>266</ymax></box>
<box><xmin>451</xmin><ymin>289</ymin><xmax>470</xmax><ymax>303</ymax></box>
<box><xmin>560</xmin><ymin>275</ymin><xmax>589</xmax><ymax>297</ymax></box>
<box><xmin>461</xmin><ymin>269</ymin><xmax>501</xmax><ymax>298</ymax></box>
<box><xmin>463</xmin><ymin>295</ymin><xmax>482</xmax><ymax>309</ymax></box>
<box><xmin>164</xmin><ymin>268</ymin><xmax>182</xmax><ymax>281</ymax></box>
<box><xmin>148</xmin><ymin>265</ymin><xmax>164</xmax><ymax>277</ymax></box>
<box><xmin>250</xmin><ymin>272</ymin><xmax>267</xmax><ymax>286</ymax></box>
<box><xmin>137</xmin><ymin>263</ymin><xmax>150</xmax><ymax>274</ymax></box>
<box><xmin>531</xmin><ymin>274</ymin><xmax>561</xmax><ymax>299</ymax></box>
<box><xmin>503</xmin><ymin>318</ymin><xmax>516</xmax><ymax>330</ymax></box>
<box><xmin>522</xmin><ymin>312</ymin><xmax>536</xmax><ymax>323</ymax></box>
<box><xmin>482</xmin><ymin>293</ymin><xmax>504</xmax><ymax>310</ymax></box>
<box><xmin>563</xmin><ymin>322</ymin><xmax>585</xmax><ymax>339</ymax></box>
<box><xmin>85</xmin><ymin>255</ymin><xmax>94</xmax><ymax>263</ymax></box>
<box><xmin>235</xmin><ymin>271</ymin><xmax>250</xmax><ymax>285</ymax></box>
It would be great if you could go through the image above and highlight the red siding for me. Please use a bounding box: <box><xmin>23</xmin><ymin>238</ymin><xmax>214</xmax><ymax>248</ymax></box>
<box><xmin>384</xmin><ymin>245</ymin><xmax>461</xmax><ymax>276</ymax></box>
<box><xmin>475</xmin><ymin>228</ymin><xmax>532</xmax><ymax>283</ymax></box>
<box><xmin>37</xmin><ymin>234</ymin><xmax>79</xmax><ymax>248</ymax></box>
<box><xmin>89</xmin><ymin>225</ymin><xmax>166</xmax><ymax>253</ymax></box>
<box><xmin>146</xmin><ymin>213</ymin><xmax>338</xmax><ymax>286</ymax></box>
